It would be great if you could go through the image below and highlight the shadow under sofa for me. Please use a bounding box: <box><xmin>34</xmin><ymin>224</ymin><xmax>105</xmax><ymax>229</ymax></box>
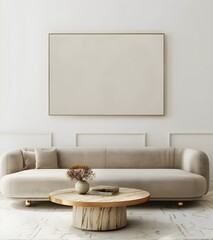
<box><xmin>0</xmin><ymin>147</ymin><xmax>209</xmax><ymax>206</ymax></box>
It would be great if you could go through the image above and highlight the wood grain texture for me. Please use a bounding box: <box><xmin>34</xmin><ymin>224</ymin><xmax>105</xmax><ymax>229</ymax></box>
<box><xmin>73</xmin><ymin>206</ymin><xmax>127</xmax><ymax>231</ymax></box>
<box><xmin>49</xmin><ymin>187</ymin><xmax>150</xmax><ymax>231</ymax></box>
<box><xmin>49</xmin><ymin>187</ymin><xmax>150</xmax><ymax>207</ymax></box>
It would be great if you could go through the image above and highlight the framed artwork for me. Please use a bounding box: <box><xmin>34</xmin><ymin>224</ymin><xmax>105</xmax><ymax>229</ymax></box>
<box><xmin>49</xmin><ymin>33</ymin><xmax>165</xmax><ymax>116</ymax></box>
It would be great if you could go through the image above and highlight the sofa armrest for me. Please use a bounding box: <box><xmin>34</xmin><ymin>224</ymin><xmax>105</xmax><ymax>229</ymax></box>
<box><xmin>175</xmin><ymin>148</ymin><xmax>209</xmax><ymax>194</ymax></box>
<box><xmin>0</xmin><ymin>149</ymin><xmax>24</xmax><ymax>178</ymax></box>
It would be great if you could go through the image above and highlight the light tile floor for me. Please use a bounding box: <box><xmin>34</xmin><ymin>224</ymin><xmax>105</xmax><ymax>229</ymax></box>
<box><xmin>0</xmin><ymin>191</ymin><xmax>213</xmax><ymax>240</ymax></box>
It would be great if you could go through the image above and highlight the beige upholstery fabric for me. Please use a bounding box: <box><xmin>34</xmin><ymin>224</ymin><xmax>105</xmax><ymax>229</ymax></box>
<box><xmin>0</xmin><ymin>149</ymin><xmax>23</xmax><ymax>178</ymax></box>
<box><xmin>93</xmin><ymin>169</ymin><xmax>207</xmax><ymax>199</ymax></box>
<box><xmin>22</xmin><ymin>150</ymin><xmax>35</xmax><ymax>169</ymax></box>
<box><xmin>57</xmin><ymin>148</ymin><xmax>106</xmax><ymax>168</ymax></box>
<box><xmin>35</xmin><ymin>148</ymin><xmax>58</xmax><ymax>169</ymax></box>
<box><xmin>175</xmin><ymin>148</ymin><xmax>209</xmax><ymax>193</ymax></box>
<box><xmin>106</xmin><ymin>147</ymin><xmax>175</xmax><ymax>168</ymax></box>
<box><xmin>0</xmin><ymin>169</ymin><xmax>206</xmax><ymax>199</ymax></box>
<box><xmin>0</xmin><ymin>169</ymin><xmax>71</xmax><ymax>198</ymax></box>
<box><xmin>0</xmin><ymin>147</ymin><xmax>210</xmax><ymax>201</ymax></box>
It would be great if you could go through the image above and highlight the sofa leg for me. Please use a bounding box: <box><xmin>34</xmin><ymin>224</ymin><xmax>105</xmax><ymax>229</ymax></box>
<box><xmin>25</xmin><ymin>200</ymin><xmax>31</xmax><ymax>207</ymax></box>
<box><xmin>177</xmin><ymin>201</ymin><xmax>184</xmax><ymax>207</ymax></box>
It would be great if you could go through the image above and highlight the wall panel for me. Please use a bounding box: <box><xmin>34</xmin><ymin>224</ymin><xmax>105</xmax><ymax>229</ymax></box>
<box><xmin>75</xmin><ymin>133</ymin><xmax>146</xmax><ymax>147</ymax></box>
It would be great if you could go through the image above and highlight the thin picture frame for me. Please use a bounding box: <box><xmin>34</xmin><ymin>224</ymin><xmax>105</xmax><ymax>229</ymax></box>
<box><xmin>48</xmin><ymin>32</ymin><xmax>165</xmax><ymax>116</ymax></box>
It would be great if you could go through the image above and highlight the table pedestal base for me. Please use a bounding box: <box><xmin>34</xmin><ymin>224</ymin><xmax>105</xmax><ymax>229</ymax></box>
<box><xmin>73</xmin><ymin>206</ymin><xmax>127</xmax><ymax>231</ymax></box>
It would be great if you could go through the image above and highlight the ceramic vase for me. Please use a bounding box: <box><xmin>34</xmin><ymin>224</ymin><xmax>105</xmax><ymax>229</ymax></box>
<box><xmin>75</xmin><ymin>180</ymin><xmax>90</xmax><ymax>194</ymax></box>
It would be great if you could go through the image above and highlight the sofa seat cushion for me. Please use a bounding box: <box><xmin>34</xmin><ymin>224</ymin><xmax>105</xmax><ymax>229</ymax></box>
<box><xmin>0</xmin><ymin>169</ymin><xmax>72</xmax><ymax>198</ymax></box>
<box><xmin>0</xmin><ymin>169</ymin><xmax>207</xmax><ymax>199</ymax></box>
<box><xmin>93</xmin><ymin>169</ymin><xmax>207</xmax><ymax>199</ymax></box>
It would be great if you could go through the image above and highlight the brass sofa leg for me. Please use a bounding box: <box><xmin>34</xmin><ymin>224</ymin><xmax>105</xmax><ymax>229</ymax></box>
<box><xmin>177</xmin><ymin>201</ymin><xmax>184</xmax><ymax>207</ymax></box>
<box><xmin>25</xmin><ymin>200</ymin><xmax>31</xmax><ymax>207</ymax></box>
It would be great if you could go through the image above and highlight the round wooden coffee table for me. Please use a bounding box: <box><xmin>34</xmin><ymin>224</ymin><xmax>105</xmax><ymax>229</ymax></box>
<box><xmin>49</xmin><ymin>187</ymin><xmax>150</xmax><ymax>231</ymax></box>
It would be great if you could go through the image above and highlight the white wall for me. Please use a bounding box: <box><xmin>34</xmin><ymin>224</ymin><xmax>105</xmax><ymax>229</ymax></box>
<box><xmin>0</xmin><ymin>0</ymin><xmax>213</xmax><ymax>186</ymax></box>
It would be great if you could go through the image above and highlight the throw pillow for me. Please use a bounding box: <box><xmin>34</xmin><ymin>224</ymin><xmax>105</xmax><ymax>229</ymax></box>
<box><xmin>22</xmin><ymin>150</ymin><xmax>36</xmax><ymax>169</ymax></box>
<box><xmin>35</xmin><ymin>148</ymin><xmax>58</xmax><ymax>169</ymax></box>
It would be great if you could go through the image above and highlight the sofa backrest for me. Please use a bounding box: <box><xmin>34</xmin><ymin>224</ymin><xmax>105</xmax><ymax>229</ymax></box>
<box><xmin>106</xmin><ymin>147</ymin><xmax>175</xmax><ymax>168</ymax></box>
<box><xmin>57</xmin><ymin>147</ymin><xmax>175</xmax><ymax>169</ymax></box>
<box><xmin>0</xmin><ymin>147</ymin><xmax>209</xmax><ymax>192</ymax></box>
<box><xmin>57</xmin><ymin>148</ymin><xmax>106</xmax><ymax>168</ymax></box>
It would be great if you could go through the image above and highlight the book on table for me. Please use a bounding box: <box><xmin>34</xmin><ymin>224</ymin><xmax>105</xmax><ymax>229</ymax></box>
<box><xmin>88</xmin><ymin>185</ymin><xmax>119</xmax><ymax>196</ymax></box>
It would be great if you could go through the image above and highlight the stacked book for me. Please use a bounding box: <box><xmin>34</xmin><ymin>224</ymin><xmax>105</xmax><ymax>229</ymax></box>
<box><xmin>89</xmin><ymin>185</ymin><xmax>119</xmax><ymax>196</ymax></box>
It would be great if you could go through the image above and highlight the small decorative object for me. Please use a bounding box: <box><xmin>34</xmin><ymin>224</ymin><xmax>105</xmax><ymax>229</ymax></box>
<box><xmin>75</xmin><ymin>180</ymin><xmax>90</xmax><ymax>195</ymax></box>
<box><xmin>66</xmin><ymin>164</ymin><xmax>95</xmax><ymax>194</ymax></box>
<box><xmin>89</xmin><ymin>185</ymin><xmax>120</xmax><ymax>196</ymax></box>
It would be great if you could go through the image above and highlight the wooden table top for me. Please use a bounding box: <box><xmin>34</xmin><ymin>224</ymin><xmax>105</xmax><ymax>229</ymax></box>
<box><xmin>49</xmin><ymin>187</ymin><xmax>150</xmax><ymax>207</ymax></box>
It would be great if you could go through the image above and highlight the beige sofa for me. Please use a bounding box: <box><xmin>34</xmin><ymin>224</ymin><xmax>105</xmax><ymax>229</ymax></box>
<box><xmin>0</xmin><ymin>147</ymin><xmax>209</xmax><ymax>205</ymax></box>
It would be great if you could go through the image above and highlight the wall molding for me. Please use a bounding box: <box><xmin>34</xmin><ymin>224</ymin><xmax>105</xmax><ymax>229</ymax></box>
<box><xmin>75</xmin><ymin>133</ymin><xmax>147</xmax><ymax>147</ymax></box>
<box><xmin>168</xmin><ymin>132</ymin><xmax>213</xmax><ymax>147</ymax></box>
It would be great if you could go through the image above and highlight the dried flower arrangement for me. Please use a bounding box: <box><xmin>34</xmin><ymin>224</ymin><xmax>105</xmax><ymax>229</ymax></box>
<box><xmin>66</xmin><ymin>164</ymin><xmax>95</xmax><ymax>181</ymax></box>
